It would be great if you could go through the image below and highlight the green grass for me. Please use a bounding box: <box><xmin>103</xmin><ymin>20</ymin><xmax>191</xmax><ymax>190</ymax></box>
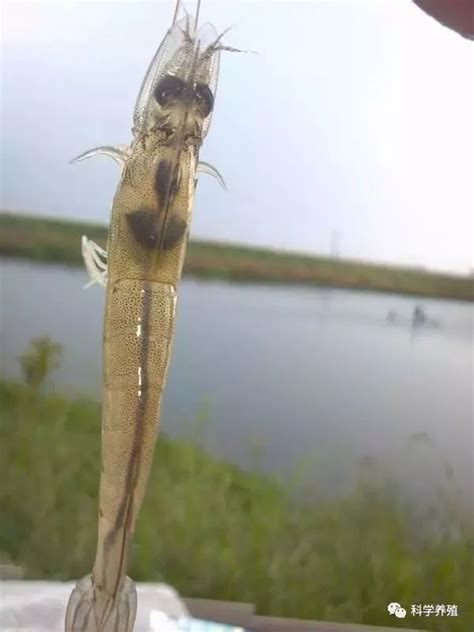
<box><xmin>1</xmin><ymin>211</ymin><xmax>472</xmax><ymax>300</ymax></box>
<box><xmin>1</xmin><ymin>338</ymin><xmax>473</xmax><ymax>630</ymax></box>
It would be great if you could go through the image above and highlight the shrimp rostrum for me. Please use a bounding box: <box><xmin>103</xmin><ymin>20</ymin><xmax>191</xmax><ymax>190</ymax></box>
<box><xmin>65</xmin><ymin>2</ymin><xmax>232</xmax><ymax>630</ymax></box>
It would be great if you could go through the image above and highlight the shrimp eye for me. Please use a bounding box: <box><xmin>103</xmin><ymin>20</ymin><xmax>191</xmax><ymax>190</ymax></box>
<box><xmin>154</xmin><ymin>75</ymin><xmax>186</xmax><ymax>106</ymax></box>
<box><xmin>194</xmin><ymin>83</ymin><xmax>214</xmax><ymax>117</ymax></box>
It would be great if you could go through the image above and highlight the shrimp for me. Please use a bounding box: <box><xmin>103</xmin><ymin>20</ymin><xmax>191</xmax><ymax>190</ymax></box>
<box><xmin>65</xmin><ymin>2</ymin><xmax>232</xmax><ymax>630</ymax></box>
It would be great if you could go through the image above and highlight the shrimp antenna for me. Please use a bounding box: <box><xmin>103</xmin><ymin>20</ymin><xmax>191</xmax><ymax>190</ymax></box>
<box><xmin>194</xmin><ymin>0</ymin><xmax>202</xmax><ymax>32</ymax></box>
<box><xmin>172</xmin><ymin>0</ymin><xmax>181</xmax><ymax>26</ymax></box>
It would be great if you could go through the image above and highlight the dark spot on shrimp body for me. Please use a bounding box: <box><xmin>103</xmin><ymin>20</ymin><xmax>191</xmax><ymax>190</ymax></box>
<box><xmin>154</xmin><ymin>75</ymin><xmax>188</xmax><ymax>107</ymax></box>
<box><xmin>126</xmin><ymin>208</ymin><xmax>186</xmax><ymax>251</ymax></box>
<box><xmin>154</xmin><ymin>73</ymin><xmax>214</xmax><ymax>119</ymax></box>
<box><xmin>155</xmin><ymin>160</ymin><xmax>180</xmax><ymax>201</ymax></box>
<box><xmin>194</xmin><ymin>84</ymin><xmax>214</xmax><ymax>118</ymax></box>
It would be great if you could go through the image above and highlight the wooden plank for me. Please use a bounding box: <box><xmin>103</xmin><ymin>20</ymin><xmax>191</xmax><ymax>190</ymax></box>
<box><xmin>184</xmin><ymin>598</ymin><xmax>423</xmax><ymax>632</ymax></box>
<box><xmin>251</xmin><ymin>615</ymin><xmax>423</xmax><ymax>632</ymax></box>
<box><xmin>183</xmin><ymin>597</ymin><xmax>255</xmax><ymax>627</ymax></box>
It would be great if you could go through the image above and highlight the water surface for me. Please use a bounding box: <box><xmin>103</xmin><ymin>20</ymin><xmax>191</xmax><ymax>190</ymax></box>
<box><xmin>1</xmin><ymin>258</ymin><xmax>472</xmax><ymax>496</ymax></box>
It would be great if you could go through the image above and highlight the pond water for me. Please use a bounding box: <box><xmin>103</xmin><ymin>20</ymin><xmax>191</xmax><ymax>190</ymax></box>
<box><xmin>1</xmin><ymin>258</ymin><xmax>472</xmax><ymax>497</ymax></box>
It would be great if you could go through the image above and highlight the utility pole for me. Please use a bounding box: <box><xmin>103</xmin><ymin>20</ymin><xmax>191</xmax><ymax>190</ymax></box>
<box><xmin>330</xmin><ymin>230</ymin><xmax>341</xmax><ymax>259</ymax></box>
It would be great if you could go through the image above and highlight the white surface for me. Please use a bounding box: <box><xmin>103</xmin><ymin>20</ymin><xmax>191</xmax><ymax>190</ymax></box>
<box><xmin>0</xmin><ymin>581</ymin><xmax>192</xmax><ymax>632</ymax></box>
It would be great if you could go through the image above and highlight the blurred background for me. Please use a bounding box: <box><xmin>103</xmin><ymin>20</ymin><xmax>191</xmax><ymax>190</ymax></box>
<box><xmin>1</xmin><ymin>1</ymin><xmax>473</xmax><ymax>630</ymax></box>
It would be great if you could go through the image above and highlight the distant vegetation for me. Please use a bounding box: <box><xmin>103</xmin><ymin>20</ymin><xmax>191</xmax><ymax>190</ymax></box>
<box><xmin>1</xmin><ymin>212</ymin><xmax>472</xmax><ymax>300</ymax></box>
<box><xmin>1</xmin><ymin>338</ymin><xmax>472</xmax><ymax>630</ymax></box>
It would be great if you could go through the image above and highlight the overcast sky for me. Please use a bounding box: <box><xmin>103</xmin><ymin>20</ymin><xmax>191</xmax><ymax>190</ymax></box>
<box><xmin>1</xmin><ymin>1</ymin><xmax>473</xmax><ymax>273</ymax></box>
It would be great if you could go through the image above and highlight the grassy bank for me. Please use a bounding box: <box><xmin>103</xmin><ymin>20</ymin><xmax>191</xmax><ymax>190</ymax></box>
<box><xmin>1</xmin><ymin>212</ymin><xmax>472</xmax><ymax>300</ymax></box>
<box><xmin>0</xmin><ymin>338</ymin><xmax>472</xmax><ymax>630</ymax></box>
